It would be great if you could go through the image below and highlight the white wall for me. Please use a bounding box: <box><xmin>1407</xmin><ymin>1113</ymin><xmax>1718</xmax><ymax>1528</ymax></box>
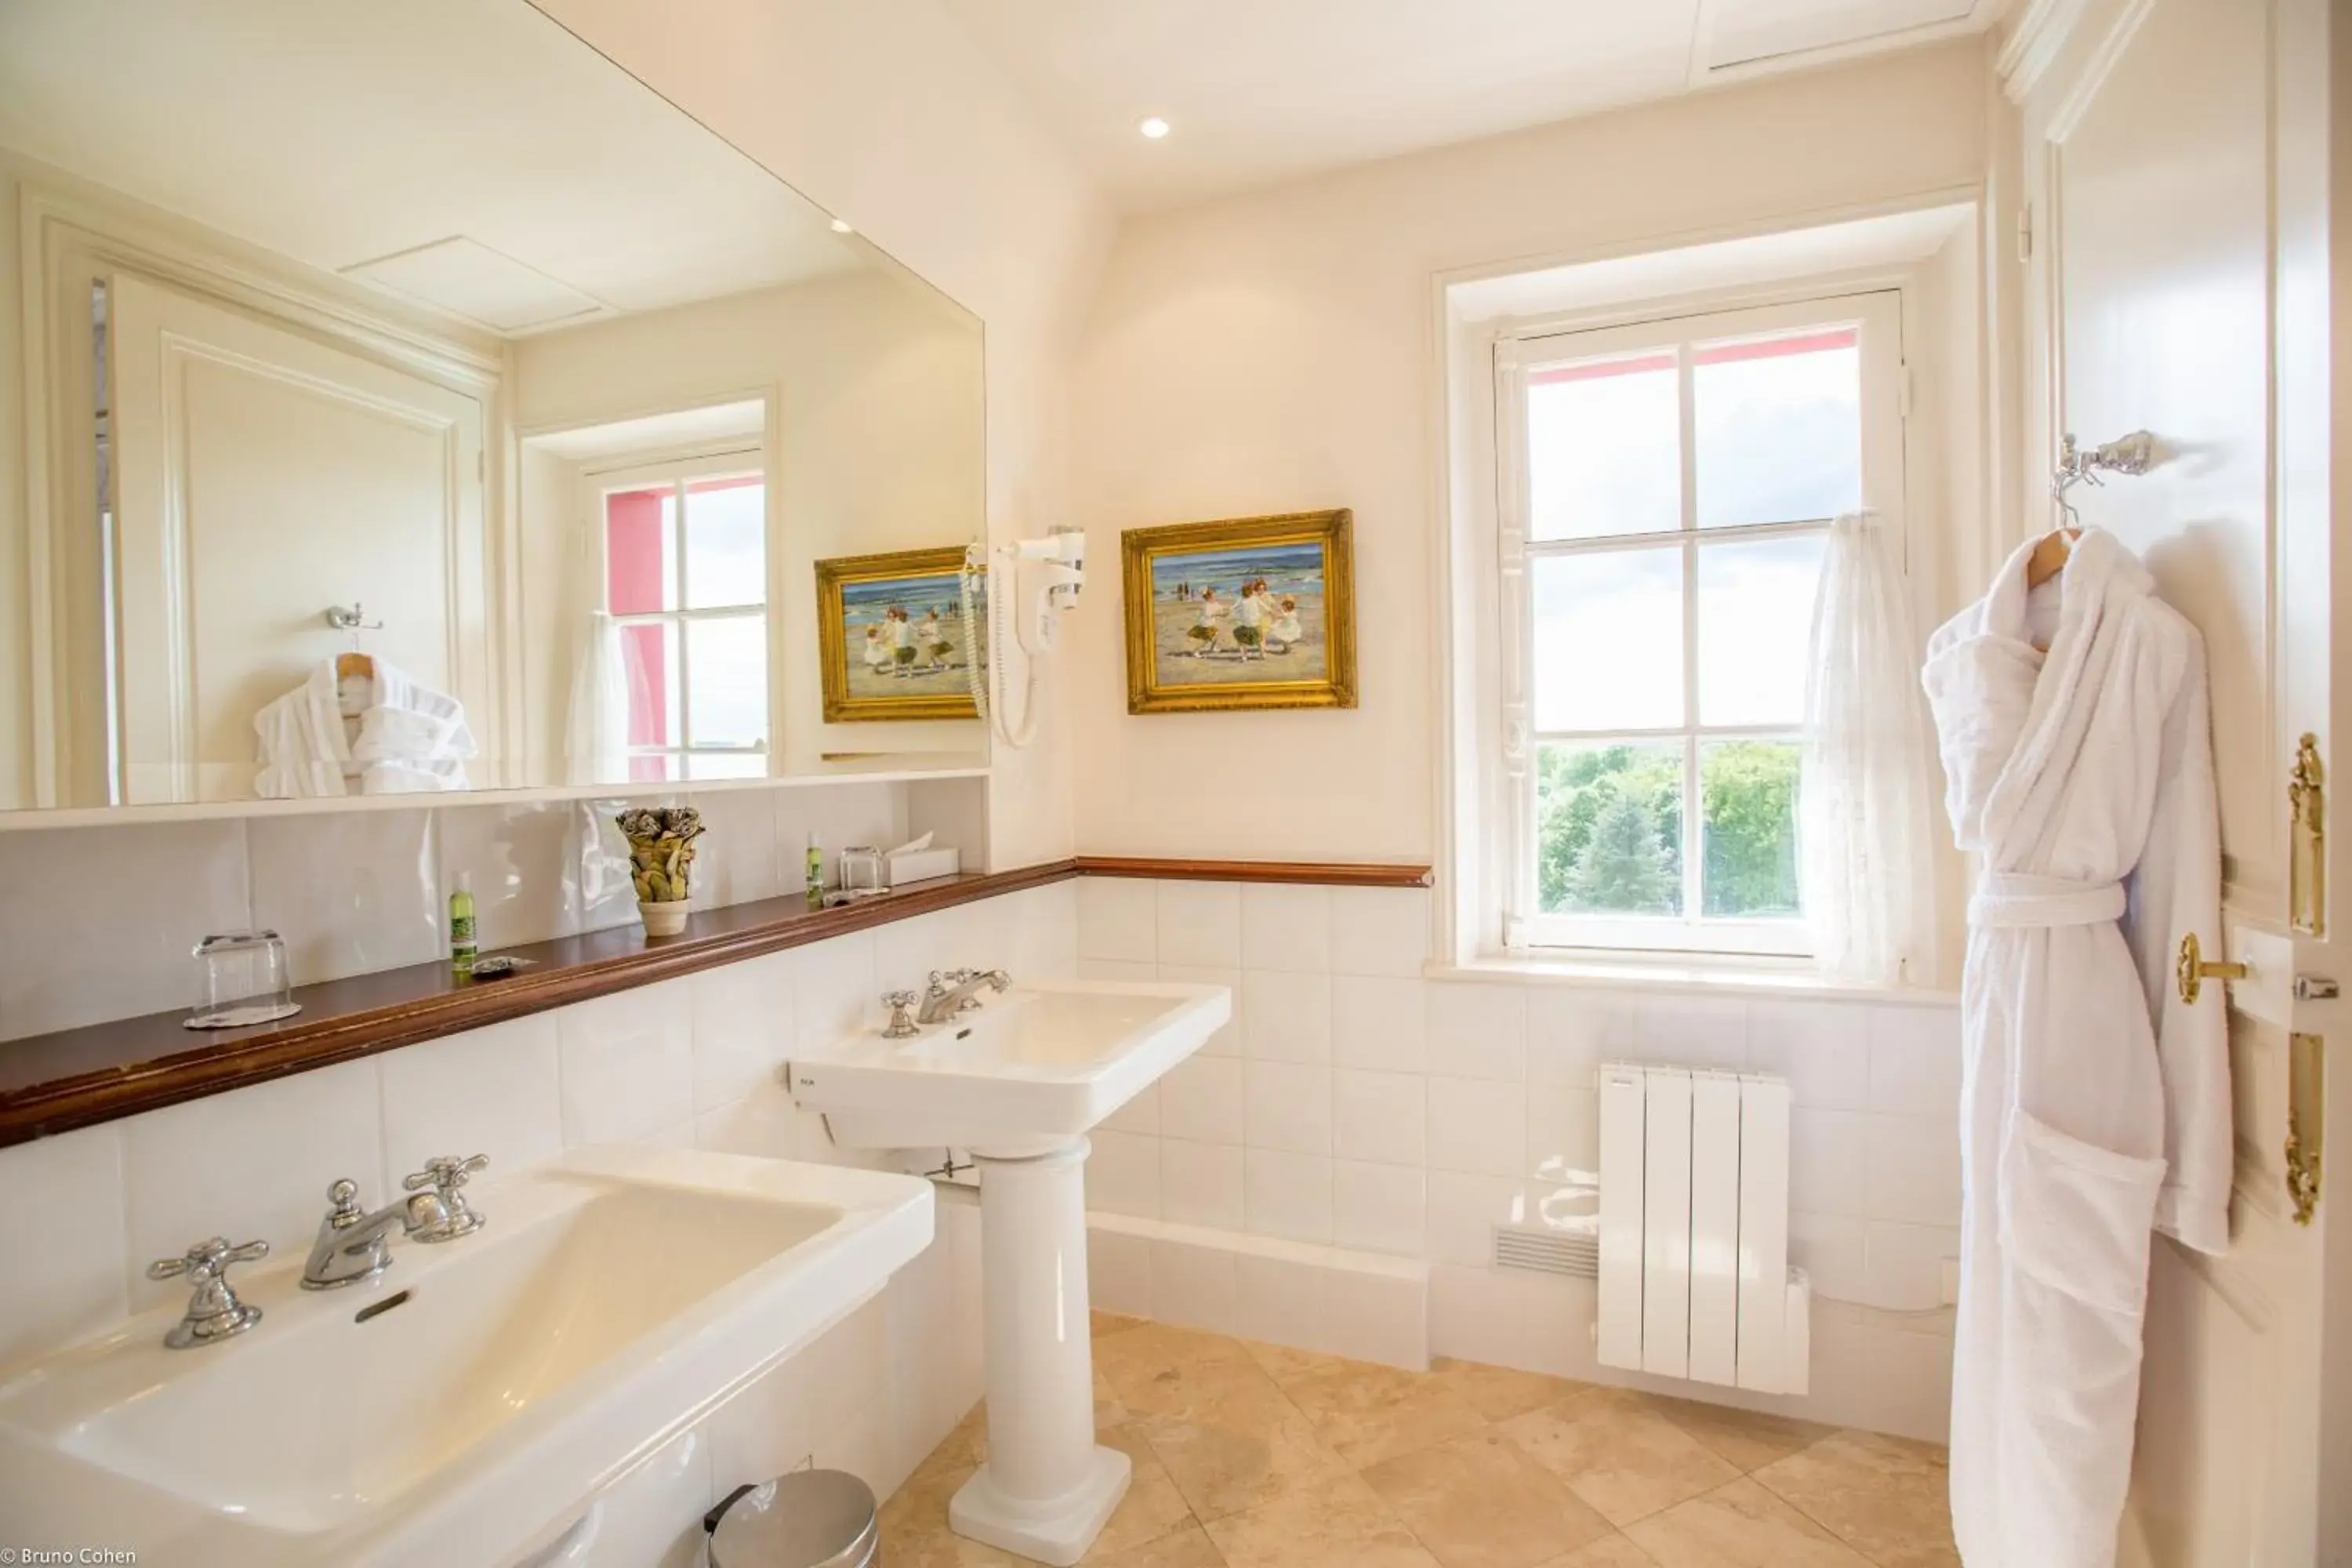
<box><xmin>532</xmin><ymin>0</ymin><xmax>1118</xmax><ymax>870</ymax></box>
<box><xmin>1068</xmin><ymin>877</ymin><xmax>1962</xmax><ymax>1442</ymax></box>
<box><xmin>0</xmin><ymin>877</ymin><xmax>1079</xmax><ymax>1563</ymax></box>
<box><xmin>513</xmin><ymin>268</ymin><xmax>989</xmax><ymax>776</ymax></box>
<box><xmin>1064</xmin><ymin>40</ymin><xmax>1991</xmax><ymax>861</ymax></box>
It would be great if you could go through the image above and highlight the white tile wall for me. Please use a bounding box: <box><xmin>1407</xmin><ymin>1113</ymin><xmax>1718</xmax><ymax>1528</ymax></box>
<box><xmin>2</xmin><ymin>841</ymin><xmax>1967</xmax><ymax>1482</ymax></box>
<box><xmin>249</xmin><ymin>809</ymin><xmax>444</xmax><ymax>985</ymax></box>
<box><xmin>1156</xmin><ymin>880</ymin><xmax>1240</xmax><ymax>967</ymax></box>
<box><xmin>436</xmin><ymin>800</ymin><xmax>578</xmax><ymax>949</ymax></box>
<box><xmin>0</xmin><ymin>876</ymin><xmax>1070</xmax><ymax>1556</ymax></box>
<box><xmin>1240</xmin><ymin>882</ymin><xmax>1332</xmax><ymax>972</ymax></box>
<box><xmin>0</xmin><ymin>818</ymin><xmax>250</xmax><ymax>1038</ymax></box>
<box><xmin>0</xmin><ymin>1124</ymin><xmax>127</xmax><ymax>1367</ymax></box>
<box><xmin>379</xmin><ymin>1013</ymin><xmax>565</xmax><ymax>1180</ymax></box>
<box><xmin>1160</xmin><ymin>1138</ymin><xmax>1246</xmax><ymax>1229</ymax></box>
<box><xmin>0</xmin><ymin>780</ymin><xmax>927</xmax><ymax>1043</ymax></box>
<box><xmin>1076</xmin><ymin>876</ymin><xmax>1156</xmax><ymax>962</ymax></box>
<box><xmin>1065</xmin><ymin>877</ymin><xmax>1966</xmax><ymax>1443</ymax></box>
<box><xmin>1245</xmin><ymin>1146</ymin><xmax>1334</xmax><ymax>1243</ymax></box>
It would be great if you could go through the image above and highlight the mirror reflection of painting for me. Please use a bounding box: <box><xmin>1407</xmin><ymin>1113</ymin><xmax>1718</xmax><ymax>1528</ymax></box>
<box><xmin>815</xmin><ymin>546</ymin><xmax>985</xmax><ymax>723</ymax></box>
<box><xmin>1121</xmin><ymin>510</ymin><xmax>1357</xmax><ymax>714</ymax></box>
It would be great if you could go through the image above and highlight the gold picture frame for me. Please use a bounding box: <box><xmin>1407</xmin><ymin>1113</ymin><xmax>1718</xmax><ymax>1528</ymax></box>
<box><xmin>815</xmin><ymin>545</ymin><xmax>982</xmax><ymax>723</ymax></box>
<box><xmin>1121</xmin><ymin>509</ymin><xmax>1357</xmax><ymax>714</ymax></box>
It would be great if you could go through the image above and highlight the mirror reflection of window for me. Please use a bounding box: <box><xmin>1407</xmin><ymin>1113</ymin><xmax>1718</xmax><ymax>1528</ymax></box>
<box><xmin>597</xmin><ymin>461</ymin><xmax>769</xmax><ymax>783</ymax></box>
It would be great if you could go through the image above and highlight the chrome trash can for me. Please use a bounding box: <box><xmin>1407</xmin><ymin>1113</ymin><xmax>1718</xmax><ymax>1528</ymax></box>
<box><xmin>705</xmin><ymin>1470</ymin><xmax>879</xmax><ymax>1568</ymax></box>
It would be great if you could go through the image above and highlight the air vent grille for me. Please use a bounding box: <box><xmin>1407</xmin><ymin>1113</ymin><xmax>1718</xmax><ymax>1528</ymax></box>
<box><xmin>1493</xmin><ymin>1221</ymin><xmax>1599</xmax><ymax>1279</ymax></box>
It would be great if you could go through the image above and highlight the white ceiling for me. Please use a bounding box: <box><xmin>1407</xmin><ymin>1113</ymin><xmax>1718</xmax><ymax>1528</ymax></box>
<box><xmin>941</xmin><ymin>0</ymin><xmax>1999</xmax><ymax>212</ymax></box>
<box><xmin>0</xmin><ymin>0</ymin><xmax>870</xmax><ymax>334</ymax></box>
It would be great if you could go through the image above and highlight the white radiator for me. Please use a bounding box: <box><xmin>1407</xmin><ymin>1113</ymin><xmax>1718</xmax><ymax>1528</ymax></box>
<box><xmin>1597</xmin><ymin>1062</ymin><xmax>1809</xmax><ymax>1394</ymax></box>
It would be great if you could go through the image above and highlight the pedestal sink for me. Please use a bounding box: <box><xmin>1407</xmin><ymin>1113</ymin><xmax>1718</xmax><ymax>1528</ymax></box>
<box><xmin>791</xmin><ymin>978</ymin><xmax>1230</xmax><ymax>1566</ymax></box>
<box><xmin>0</xmin><ymin>1146</ymin><xmax>931</xmax><ymax>1566</ymax></box>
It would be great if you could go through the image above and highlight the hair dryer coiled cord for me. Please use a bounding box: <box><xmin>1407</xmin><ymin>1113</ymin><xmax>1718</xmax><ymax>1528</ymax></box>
<box><xmin>962</xmin><ymin>545</ymin><xmax>1039</xmax><ymax>749</ymax></box>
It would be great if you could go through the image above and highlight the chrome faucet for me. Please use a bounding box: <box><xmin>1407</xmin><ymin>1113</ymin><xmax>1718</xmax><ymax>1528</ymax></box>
<box><xmin>148</xmin><ymin>1236</ymin><xmax>270</xmax><ymax>1348</ymax></box>
<box><xmin>302</xmin><ymin>1154</ymin><xmax>488</xmax><ymax>1290</ymax></box>
<box><xmin>916</xmin><ymin>967</ymin><xmax>1011</xmax><ymax>1025</ymax></box>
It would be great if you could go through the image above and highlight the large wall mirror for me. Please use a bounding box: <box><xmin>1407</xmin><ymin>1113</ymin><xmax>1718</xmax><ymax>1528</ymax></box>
<box><xmin>0</xmin><ymin>0</ymin><xmax>989</xmax><ymax>815</ymax></box>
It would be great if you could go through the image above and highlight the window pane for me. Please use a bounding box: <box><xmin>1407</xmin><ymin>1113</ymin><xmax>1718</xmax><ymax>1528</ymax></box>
<box><xmin>604</xmin><ymin>487</ymin><xmax>670</xmax><ymax>615</ymax></box>
<box><xmin>1700</xmin><ymin>740</ymin><xmax>1802</xmax><ymax>918</ymax></box>
<box><xmin>684</xmin><ymin>614</ymin><xmax>768</xmax><ymax>748</ymax></box>
<box><xmin>684</xmin><ymin>476</ymin><xmax>766</xmax><ymax>609</ymax></box>
<box><xmin>1532</xmin><ymin>547</ymin><xmax>1683</xmax><ymax>732</ymax></box>
<box><xmin>1693</xmin><ymin>328</ymin><xmax>1860</xmax><ymax>528</ymax></box>
<box><xmin>1537</xmin><ymin>742</ymin><xmax>1685</xmax><ymax>916</ymax></box>
<box><xmin>620</xmin><ymin>619</ymin><xmax>680</xmax><ymax>748</ymax></box>
<box><xmin>1695</xmin><ymin>534</ymin><xmax>1824</xmax><ymax>727</ymax></box>
<box><xmin>1526</xmin><ymin>353</ymin><xmax>1681</xmax><ymax>541</ymax></box>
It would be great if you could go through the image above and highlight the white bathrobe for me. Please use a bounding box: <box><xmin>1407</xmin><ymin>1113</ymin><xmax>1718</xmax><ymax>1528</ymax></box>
<box><xmin>1921</xmin><ymin>527</ymin><xmax>2231</xmax><ymax>1568</ymax></box>
<box><xmin>253</xmin><ymin>659</ymin><xmax>477</xmax><ymax>798</ymax></box>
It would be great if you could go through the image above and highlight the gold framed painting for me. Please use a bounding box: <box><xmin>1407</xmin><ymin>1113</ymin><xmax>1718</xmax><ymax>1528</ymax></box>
<box><xmin>1121</xmin><ymin>509</ymin><xmax>1357</xmax><ymax>714</ymax></box>
<box><xmin>815</xmin><ymin>545</ymin><xmax>984</xmax><ymax>722</ymax></box>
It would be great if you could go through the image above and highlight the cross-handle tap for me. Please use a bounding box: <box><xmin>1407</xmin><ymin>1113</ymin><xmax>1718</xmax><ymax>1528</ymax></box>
<box><xmin>881</xmin><ymin>989</ymin><xmax>923</xmax><ymax>1038</ymax></box>
<box><xmin>147</xmin><ymin>1236</ymin><xmax>269</xmax><ymax>1348</ymax></box>
<box><xmin>402</xmin><ymin>1152</ymin><xmax>490</xmax><ymax>1243</ymax></box>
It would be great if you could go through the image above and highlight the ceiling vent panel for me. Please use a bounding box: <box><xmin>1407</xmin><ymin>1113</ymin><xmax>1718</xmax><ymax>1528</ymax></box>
<box><xmin>342</xmin><ymin>236</ymin><xmax>604</xmax><ymax>335</ymax></box>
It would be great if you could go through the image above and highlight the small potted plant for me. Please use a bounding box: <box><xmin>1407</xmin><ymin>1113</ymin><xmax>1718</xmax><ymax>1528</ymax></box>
<box><xmin>615</xmin><ymin>806</ymin><xmax>705</xmax><ymax>937</ymax></box>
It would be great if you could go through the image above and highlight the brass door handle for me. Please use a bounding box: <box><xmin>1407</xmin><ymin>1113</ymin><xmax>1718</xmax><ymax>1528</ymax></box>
<box><xmin>2176</xmin><ymin>931</ymin><xmax>2248</xmax><ymax>1006</ymax></box>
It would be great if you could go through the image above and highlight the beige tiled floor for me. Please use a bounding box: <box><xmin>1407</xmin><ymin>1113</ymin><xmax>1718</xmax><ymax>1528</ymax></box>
<box><xmin>880</xmin><ymin>1313</ymin><xmax>1959</xmax><ymax>1568</ymax></box>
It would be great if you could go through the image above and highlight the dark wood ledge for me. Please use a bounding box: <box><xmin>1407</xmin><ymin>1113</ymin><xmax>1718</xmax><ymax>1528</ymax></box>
<box><xmin>1074</xmin><ymin>856</ymin><xmax>1434</xmax><ymax>889</ymax></box>
<box><xmin>0</xmin><ymin>860</ymin><xmax>1077</xmax><ymax>1148</ymax></box>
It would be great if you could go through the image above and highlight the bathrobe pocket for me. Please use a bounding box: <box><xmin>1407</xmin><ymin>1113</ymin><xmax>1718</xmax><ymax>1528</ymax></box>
<box><xmin>2000</xmin><ymin>1109</ymin><xmax>2166</xmax><ymax>1313</ymax></box>
<box><xmin>1993</xmin><ymin>1108</ymin><xmax>2168</xmax><ymax>1562</ymax></box>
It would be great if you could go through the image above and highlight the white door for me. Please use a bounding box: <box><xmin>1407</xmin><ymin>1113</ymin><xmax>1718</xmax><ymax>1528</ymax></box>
<box><xmin>2008</xmin><ymin>0</ymin><xmax>2350</xmax><ymax>1560</ymax></box>
<box><xmin>107</xmin><ymin>271</ymin><xmax>490</xmax><ymax>801</ymax></box>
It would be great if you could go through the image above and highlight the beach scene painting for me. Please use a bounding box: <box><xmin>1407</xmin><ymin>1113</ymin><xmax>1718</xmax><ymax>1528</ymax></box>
<box><xmin>815</xmin><ymin>545</ymin><xmax>985</xmax><ymax>723</ymax></box>
<box><xmin>1121</xmin><ymin>510</ymin><xmax>1356</xmax><ymax>714</ymax></box>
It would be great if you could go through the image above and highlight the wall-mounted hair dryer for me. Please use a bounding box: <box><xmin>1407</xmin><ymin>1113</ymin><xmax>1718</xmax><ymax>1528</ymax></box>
<box><xmin>960</xmin><ymin>525</ymin><xmax>1084</xmax><ymax>749</ymax></box>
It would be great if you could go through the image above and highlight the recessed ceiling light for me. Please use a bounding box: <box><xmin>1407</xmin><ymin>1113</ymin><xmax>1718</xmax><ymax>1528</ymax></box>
<box><xmin>1138</xmin><ymin>116</ymin><xmax>1171</xmax><ymax>140</ymax></box>
<box><xmin>829</xmin><ymin>218</ymin><xmax>854</xmax><ymax>234</ymax></box>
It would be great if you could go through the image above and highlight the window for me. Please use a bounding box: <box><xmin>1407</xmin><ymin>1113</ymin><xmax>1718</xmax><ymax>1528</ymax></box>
<box><xmin>1497</xmin><ymin>293</ymin><xmax>1904</xmax><ymax>956</ymax></box>
<box><xmin>597</xmin><ymin>452</ymin><xmax>769</xmax><ymax>782</ymax></box>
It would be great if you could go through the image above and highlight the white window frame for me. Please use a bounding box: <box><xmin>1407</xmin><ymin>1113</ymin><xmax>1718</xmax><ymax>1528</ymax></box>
<box><xmin>1494</xmin><ymin>291</ymin><xmax>1907</xmax><ymax>958</ymax></box>
<box><xmin>586</xmin><ymin>446</ymin><xmax>770</xmax><ymax>775</ymax></box>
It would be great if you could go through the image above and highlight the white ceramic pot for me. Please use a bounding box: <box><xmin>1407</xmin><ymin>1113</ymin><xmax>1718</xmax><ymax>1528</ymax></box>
<box><xmin>638</xmin><ymin>898</ymin><xmax>691</xmax><ymax>937</ymax></box>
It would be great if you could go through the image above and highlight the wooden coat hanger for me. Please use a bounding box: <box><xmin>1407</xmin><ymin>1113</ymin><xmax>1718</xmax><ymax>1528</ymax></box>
<box><xmin>2024</xmin><ymin>527</ymin><xmax>2078</xmax><ymax>590</ymax></box>
<box><xmin>325</xmin><ymin>603</ymin><xmax>381</xmax><ymax>681</ymax></box>
<box><xmin>2027</xmin><ymin>448</ymin><xmax>2090</xmax><ymax>590</ymax></box>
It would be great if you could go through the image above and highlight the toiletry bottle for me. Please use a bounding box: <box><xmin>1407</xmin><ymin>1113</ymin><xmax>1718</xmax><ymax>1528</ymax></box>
<box><xmin>450</xmin><ymin>872</ymin><xmax>478</xmax><ymax>978</ymax></box>
<box><xmin>806</xmin><ymin>833</ymin><xmax>825</xmax><ymax>908</ymax></box>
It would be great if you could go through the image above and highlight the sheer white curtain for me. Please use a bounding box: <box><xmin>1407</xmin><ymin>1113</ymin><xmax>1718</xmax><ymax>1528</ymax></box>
<box><xmin>564</xmin><ymin>611</ymin><xmax>630</xmax><ymax>786</ymax></box>
<box><xmin>1800</xmin><ymin>512</ymin><xmax>1937</xmax><ymax>982</ymax></box>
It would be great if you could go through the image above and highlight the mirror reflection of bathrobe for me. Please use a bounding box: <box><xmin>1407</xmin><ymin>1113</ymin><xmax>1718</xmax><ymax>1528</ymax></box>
<box><xmin>253</xmin><ymin>658</ymin><xmax>477</xmax><ymax>798</ymax></box>
<box><xmin>1921</xmin><ymin>527</ymin><xmax>2230</xmax><ymax>1568</ymax></box>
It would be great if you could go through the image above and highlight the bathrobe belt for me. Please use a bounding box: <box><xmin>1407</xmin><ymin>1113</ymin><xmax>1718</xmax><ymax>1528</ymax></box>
<box><xmin>1969</xmin><ymin>871</ymin><xmax>2127</xmax><ymax>929</ymax></box>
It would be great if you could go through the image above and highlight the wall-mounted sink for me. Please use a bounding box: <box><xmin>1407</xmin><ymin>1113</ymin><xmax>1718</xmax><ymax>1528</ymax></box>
<box><xmin>791</xmin><ymin>978</ymin><xmax>1230</xmax><ymax>1566</ymax></box>
<box><xmin>791</xmin><ymin>979</ymin><xmax>1230</xmax><ymax>1156</ymax></box>
<box><xmin>0</xmin><ymin>1146</ymin><xmax>932</xmax><ymax>1566</ymax></box>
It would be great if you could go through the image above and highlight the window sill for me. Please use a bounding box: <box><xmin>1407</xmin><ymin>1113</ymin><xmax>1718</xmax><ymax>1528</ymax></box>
<box><xmin>1428</xmin><ymin>953</ymin><xmax>1959</xmax><ymax>1007</ymax></box>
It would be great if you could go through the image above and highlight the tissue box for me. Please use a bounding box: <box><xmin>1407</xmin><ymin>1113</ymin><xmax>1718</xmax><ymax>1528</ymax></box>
<box><xmin>886</xmin><ymin>846</ymin><xmax>961</xmax><ymax>887</ymax></box>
